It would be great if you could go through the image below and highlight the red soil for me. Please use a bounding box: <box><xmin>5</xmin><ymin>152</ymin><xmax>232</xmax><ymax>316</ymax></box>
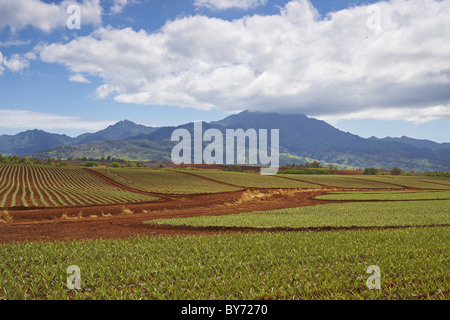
<box><xmin>0</xmin><ymin>188</ymin><xmax>337</xmax><ymax>243</ymax></box>
<box><xmin>0</xmin><ymin>168</ymin><xmax>446</xmax><ymax>244</ymax></box>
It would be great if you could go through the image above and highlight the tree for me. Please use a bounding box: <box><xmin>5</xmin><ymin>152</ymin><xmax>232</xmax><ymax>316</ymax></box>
<box><xmin>310</xmin><ymin>161</ymin><xmax>322</xmax><ymax>168</ymax></box>
<box><xmin>83</xmin><ymin>161</ymin><xmax>99</xmax><ymax>167</ymax></box>
<box><xmin>390</xmin><ymin>167</ymin><xmax>402</xmax><ymax>175</ymax></box>
<box><xmin>363</xmin><ymin>168</ymin><xmax>378</xmax><ymax>175</ymax></box>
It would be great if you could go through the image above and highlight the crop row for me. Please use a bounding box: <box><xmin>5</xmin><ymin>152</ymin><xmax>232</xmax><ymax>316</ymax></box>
<box><xmin>148</xmin><ymin>199</ymin><xmax>450</xmax><ymax>228</ymax></box>
<box><xmin>93</xmin><ymin>168</ymin><xmax>241</xmax><ymax>194</ymax></box>
<box><xmin>0</xmin><ymin>164</ymin><xmax>157</xmax><ymax>208</ymax></box>
<box><xmin>350</xmin><ymin>176</ymin><xmax>450</xmax><ymax>189</ymax></box>
<box><xmin>0</xmin><ymin>227</ymin><xmax>448</xmax><ymax>299</ymax></box>
<box><xmin>316</xmin><ymin>190</ymin><xmax>450</xmax><ymax>201</ymax></box>
<box><xmin>186</xmin><ymin>170</ymin><xmax>324</xmax><ymax>188</ymax></box>
<box><xmin>92</xmin><ymin>168</ymin><xmax>450</xmax><ymax>192</ymax></box>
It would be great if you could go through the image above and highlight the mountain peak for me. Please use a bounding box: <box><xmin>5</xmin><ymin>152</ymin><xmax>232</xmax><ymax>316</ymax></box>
<box><xmin>74</xmin><ymin>119</ymin><xmax>157</xmax><ymax>144</ymax></box>
<box><xmin>111</xmin><ymin>119</ymin><xmax>136</xmax><ymax>127</ymax></box>
<box><xmin>213</xmin><ymin>109</ymin><xmax>310</xmax><ymax>129</ymax></box>
<box><xmin>23</xmin><ymin>129</ymin><xmax>45</xmax><ymax>133</ymax></box>
<box><xmin>120</xmin><ymin>119</ymin><xmax>135</xmax><ymax>124</ymax></box>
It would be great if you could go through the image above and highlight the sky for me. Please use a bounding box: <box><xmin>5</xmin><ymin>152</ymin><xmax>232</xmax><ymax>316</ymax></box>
<box><xmin>0</xmin><ymin>0</ymin><xmax>449</xmax><ymax>142</ymax></box>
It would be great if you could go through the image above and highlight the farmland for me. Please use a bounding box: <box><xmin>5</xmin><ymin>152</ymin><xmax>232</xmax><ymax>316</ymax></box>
<box><xmin>148</xmin><ymin>199</ymin><xmax>450</xmax><ymax>229</ymax></box>
<box><xmin>92</xmin><ymin>167</ymin><xmax>240</xmax><ymax>194</ymax></box>
<box><xmin>185</xmin><ymin>170</ymin><xmax>323</xmax><ymax>188</ymax></box>
<box><xmin>315</xmin><ymin>190</ymin><xmax>450</xmax><ymax>201</ymax></box>
<box><xmin>0</xmin><ymin>163</ymin><xmax>449</xmax><ymax>300</ymax></box>
<box><xmin>0</xmin><ymin>228</ymin><xmax>448</xmax><ymax>300</ymax></box>
<box><xmin>0</xmin><ymin>164</ymin><xmax>158</xmax><ymax>208</ymax></box>
<box><xmin>278</xmin><ymin>174</ymin><xmax>406</xmax><ymax>189</ymax></box>
<box><xmin>348</xmin><ymin>175</ymin><xmax>450</xmax><ymax>190</ymax></box>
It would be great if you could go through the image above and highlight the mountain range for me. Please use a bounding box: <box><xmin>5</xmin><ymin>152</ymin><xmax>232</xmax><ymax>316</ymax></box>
<box><xmin>0</xmin><ymin>120</ymin><xmax>157</xmax><ymax>156</ymax></box>
<box><xmin>0</xmin><ymin>111</ymin><xmax>449</xmax><ymax>172</ymax></box>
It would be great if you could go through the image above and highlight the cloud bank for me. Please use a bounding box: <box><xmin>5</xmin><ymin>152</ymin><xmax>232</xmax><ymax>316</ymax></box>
<box><xmin>37</xmin><ymin>0</ymin><xmax>450</xmax><ymax>122</ymax></box>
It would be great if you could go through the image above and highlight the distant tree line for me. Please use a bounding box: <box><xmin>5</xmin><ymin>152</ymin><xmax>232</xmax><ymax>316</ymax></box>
<box><xmin>0</xmin><ymin>154</ymin><xmax>54</xmax><ymax>166</ymax></box>
<box><xmin>283</xmin><ymin>161</ymin><xmax>324</xmax><ymax>169</ymax></box>
<box><xmin>363</xmin><ymin>167</ymin><xmax>405</xmax><ymax>175</ymax></box>
<box><xmin>283</xmin><ymin>161</ymin><xmax>339</xmax><ymax>170</ymax></box>
<box><xmin>106</xmin><ymin>161</ymin><xmax>146</xmax><ymax>168</ymax></box>
<box><xmin>0</xmin><ymin>153</ymin><xmax>145</xmax><ymax>168</ymax></box>
<box><xmin>2</xmin><ymin>153</ymin><xmax>447</xmax><ymax>175</ymax></box>
<box><xmin>71</xmin><ymin>156</ymin><xmax>127</xmax><ymax>163</ymax></box>
<box><xmin>425</xmin><ymin>171</ymin><xmax>450</xmax><ymax>177</ymax></box>
<box><xmin>279</xmin><ymin>168</ymin><xmax>330</xmax><ymax>175</ymax></box>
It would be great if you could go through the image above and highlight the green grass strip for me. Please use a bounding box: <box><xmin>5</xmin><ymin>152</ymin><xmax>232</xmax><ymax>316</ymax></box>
<box><xmin>316</xmin><ymin>190</ymin><xmax>450</xmax><ymax>201</ymax></box>
<box><xmin>148</xmin><ymin>200</ymin><xmax>450</xmax><ymax>229</ymax></box>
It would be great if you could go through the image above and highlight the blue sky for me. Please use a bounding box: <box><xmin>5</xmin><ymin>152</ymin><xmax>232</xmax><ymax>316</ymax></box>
<box><xmin>0</xmin><ymin>0</ymin><xmax>449</xmax><ymax>142</ymax></box>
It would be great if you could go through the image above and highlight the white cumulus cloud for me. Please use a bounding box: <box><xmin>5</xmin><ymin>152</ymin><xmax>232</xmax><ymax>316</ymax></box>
<box><xmin>69</xmin><ymin>73</ymin><xmax>91</xmax><ymax>83</ymax></box>
<box><xmin>37</xmin><ymin>0</ymin><xmax>450</xmax><ymax>122</ymax></box>
<box><xmin>317</xmin><ymin>105</ymin><xmax>450</xmax><ymax>126</ymax></box>
<box><xmin>0</xmin><ymin>51</ymin><xmax>30</xmax><ymax>73</ymax></box>
<box><xmin>111</xmin><ymin>0</ymin><xmax>128</xmax><ymax>14</ymax></box>
<box><xmin>0</xmin><ymin>0</ymin><xmax>102</xmax><ymax>33</ymax></box>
